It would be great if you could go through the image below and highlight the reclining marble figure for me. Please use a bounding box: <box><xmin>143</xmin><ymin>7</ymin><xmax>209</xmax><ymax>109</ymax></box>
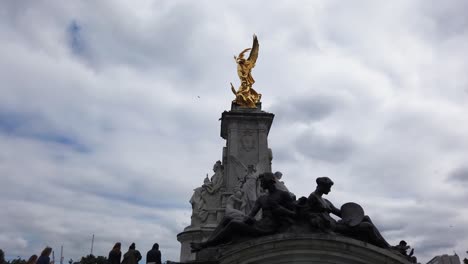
<box><xmin>306</xmin><ymin>177</ymin><xmax>390</xmax><ymax>248</ymax></box>
<box><xmin>190</xmin><ymin>173</ymin><xmax>411</xmax><ymax>256</ymax></box>
<box><xmin>190</xmin><ymin>172</ymin><xmax>295</xmax><ymax>252</ymax></box>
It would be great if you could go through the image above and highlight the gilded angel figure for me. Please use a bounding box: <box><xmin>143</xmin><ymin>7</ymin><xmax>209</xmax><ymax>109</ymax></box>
<box><xmin>230</xmin><ymin>34</ymin><xmax>262</xmax><ymax>108</ymax></box>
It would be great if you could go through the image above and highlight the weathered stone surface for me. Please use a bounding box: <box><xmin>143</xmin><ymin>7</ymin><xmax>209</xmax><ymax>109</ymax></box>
<box><xmin>178</xmin><ymin>104</ymin><xmax>415</xmax><ymax>263</ymax></box>
<box><xmin>189</xmin><ymin>173</ymin><xmax>296</xmax><ymax>254</ymax></box>
<box><xmin>177</xmin><ymin>228</ymin><xmax>214</xmax><ymax>262</ymax></box>
<box><xmin>220</xmin><ymin>105</ymin><xmax>274</xmax><ymax>193</ymax></box>
<box><xmin>217</xmin><ymin>233</ymin><xmax>412</xmax><ymax>264</ymax></box>
<box><xmin>178</xmin><ymin>104</ymin><xmax>275</xmax><ymax>263</ymax></box>
<box><xmin>188</xmin><ymin>161</ymin><xmax>225</xmax><ymax>229</ymax></box>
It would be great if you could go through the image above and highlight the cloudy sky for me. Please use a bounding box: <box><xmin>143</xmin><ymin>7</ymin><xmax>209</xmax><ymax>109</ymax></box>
<box><xmin>1</xmin><ymin>0</ymin><xmax>468</xmax><ymax>263</ymax></box>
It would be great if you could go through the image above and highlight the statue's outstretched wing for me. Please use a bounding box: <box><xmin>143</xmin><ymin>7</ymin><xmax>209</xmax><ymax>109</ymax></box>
<box><xmin>247</xmin><ymin>34</ymin><xmax>259</xmax><ymax>65</ymax></box>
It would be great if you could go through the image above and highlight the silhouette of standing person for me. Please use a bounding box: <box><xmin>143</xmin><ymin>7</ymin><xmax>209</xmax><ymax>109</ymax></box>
<box><xmin>121</xmin><ymin>243</ymin><xmax>141</xmax><ymax>264</ymax></box>
<box><xmin>26</xmin><ymin>255</ymin><xmax>38</xmax><ymax>264</ymax></box>
<box><xmin>108</xmin><ymin>242</ymin><xmax>121</xmax><ymax>264</ymax></box>
<box><xmin>146</xmin><ymin>243</ymin><xmax>161</xmax><ymax>264</ymax></box>
<box><xmin>0</xmin><ymin>249</ymin><xmax>6</xmax><ymax>264</ymax></box>
<box><xmin>36</xmin><ymin>247</ymin><xmax>54</xmax><ymax>264</ymax></box>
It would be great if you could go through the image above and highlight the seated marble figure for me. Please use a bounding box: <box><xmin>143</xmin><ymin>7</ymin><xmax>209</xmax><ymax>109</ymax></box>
<box><xmin>191</xmin><ymin>172</ymin><xmax>295</xmax><ymax>252</ymax></box>
<box><xmin>305</xmin><ymin>177</ymin><xmax>390</xmax><ymax>248</ymax></box>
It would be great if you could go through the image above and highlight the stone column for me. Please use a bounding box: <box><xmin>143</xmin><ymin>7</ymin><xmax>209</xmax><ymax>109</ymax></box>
<box><xmin>177</xmin><ymin>103</ymin><xmax>275</xmax><ymax>263</ymax></box>
<box><xmin>220</xmin><ymin>103</ymin><xmax>274</xmax><ymax>193</ymax></box>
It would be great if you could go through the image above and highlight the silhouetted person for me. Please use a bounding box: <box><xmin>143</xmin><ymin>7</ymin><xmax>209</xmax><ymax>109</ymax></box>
<box><xmin>0</xmin><ymin>249</ymin><xmax>6</xmax><ymax>264</ymax></box>
<box><xmin>146</xmin><ymin>243</ymin><xmax>161</xmax><ymax>264</ymax></box>
<box><xmin>26</xmin><ymin>255</ymin><xmax>38</xmax><ymax>264</ymax></box>
<box><xmin>121</xmin><ymin>243</ymin><xmax>141</xmax><ymax>264</ymax></box>
<box><xmin>108</xmin><ymin>242</ymin><xmax>121</xmax><ymax>264</ymax></box>
<box><xmin>37</xmin><ymin>247</ymin><xmax>53</xmax><ymax>264</ymax></box>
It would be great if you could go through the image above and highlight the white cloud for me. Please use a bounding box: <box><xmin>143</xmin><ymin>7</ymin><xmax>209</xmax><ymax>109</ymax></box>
<box><xmin>1</xmin><ymin>0</ymin><xmax>467</xmax><ymax>262</ymax></box>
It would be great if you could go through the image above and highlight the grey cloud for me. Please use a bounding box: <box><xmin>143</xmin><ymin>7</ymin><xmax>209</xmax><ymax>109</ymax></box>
<box><xmin>271</xmin><ymin>95</ymin><xmax>340</xmax><ymax>123</ymax></box>
<box><xmin>295</xmin><ymin>129</ymin><xmax>356</xmax><ymax>163</ymax></box>
<box><xmin>271</xmin><ymin>146</ymin><xmax>297</xmax><ymax>164</ymax></box>
<box><xmin>420</xmin><ymin>0</ymin><xmax>468</xmax><ymax>39</ymax></box>
<box><xmin>0</xmin><ymin>109</ymin><xmax>89</xmax><ymax>152</ymax></box>
<box><xmin>67</xmin><ymin>20</ymin><xmax>85</xmax><ymax>56</ymax></box>
<box><xmin>66</xmin><ymin>3</ymin><xmax>205</xmax><ymax>76</ymax></box>
<box><xmin>378</xmin><ymin>220</ymin><xmax>407</xmax><ymax>234</ymax></box>
<box><xmin>416</xmin><ymin>239</ymin><xmax>458</xmax><ymax>257</ymax></box>
<box><xmin>448</xmin><ymin>166</ymin><xmax>468</xmax><ymax>184</ymax></box>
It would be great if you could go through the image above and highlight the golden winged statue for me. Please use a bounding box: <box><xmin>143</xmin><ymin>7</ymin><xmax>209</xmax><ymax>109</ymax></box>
<box><xmin>230</xmin><ymin>34</ymin><xmax>262</xmax><ymax>108</ymax></box>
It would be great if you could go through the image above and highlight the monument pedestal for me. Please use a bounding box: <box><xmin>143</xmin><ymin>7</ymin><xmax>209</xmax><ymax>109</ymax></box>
<box><xmin>178</xmin><ymin>103</ymin><xmax>275</xmax><ymax>263</ymax></box>
<box><xmin>216</xmin><ymin>233</ymin><xmax>411</xmax><ymax>264</ymax></box>
<box><xmin>177</xmin><ymin>227</ymin><xmax>215</xmax><ymax>262</ymax></box>
<box><xmin>220</xmin><ymin>103</ymin><xmax>274</xmax><ymax>191</ymax></box>
<box><xmin>175</xmin><ymin>37</ymin><xmax>417</xmax><ymax>263</ymax></box>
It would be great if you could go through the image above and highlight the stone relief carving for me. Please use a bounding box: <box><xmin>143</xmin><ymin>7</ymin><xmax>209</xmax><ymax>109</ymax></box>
<box><xmin>191</xmin><ymin>173</ymin><xmax>295</xmax><ymax>252</ymax></box>
<box><xmin>190</xmin><ymin>175</ymin><xmax>419</xmax><ymax>262</ymax></box>
<box><xmin>189</xmin><ymin>183</ymin><xmax>208</xmax><ymax>227</ymax></box>
<box><xmin>203</xmin><ymin>160</ymin><xmax>224</xmax><ymax>194</ymax></box>
<box><xmin>189</xmin><ymin>161</ymin><xmax>225</xmax><ymax>227</ymax></box>
<box><xmin>240</xmin><ymin>164</ymin><xmax>261</xmax><ymax>215</ymax></box>
<box><xmin>205</xmin><ymin>187</ymin><xmax>246</xmax><ymax>242</ymax></box>
<box><xmin>229</xmin><ymin>155</ymin><xmax>264</xmax><ymax>216</ymax></box>
<box><xmin>240</xmin><ymin>130</ymin><xmax>256</xmax><ymax>152</ymax></box>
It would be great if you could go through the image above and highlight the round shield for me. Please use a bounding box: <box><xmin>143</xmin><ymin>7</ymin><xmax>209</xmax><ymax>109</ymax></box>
<box><xmin>340</xmin><ymin>202</ymin><xmax>365</xmax><ymax>227</ymax></box>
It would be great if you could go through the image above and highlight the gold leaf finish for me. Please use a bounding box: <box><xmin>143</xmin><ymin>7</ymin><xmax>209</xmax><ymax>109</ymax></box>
<box><xmin>230</xmin><ymin>34</ymin><xmax>262</xmax><ymax>108</ymax></box>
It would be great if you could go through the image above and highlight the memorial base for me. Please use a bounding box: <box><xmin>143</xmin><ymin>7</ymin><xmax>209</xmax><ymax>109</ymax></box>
<box><xmin>182</xmin><ymin>233</ymin><xmax>411</xmax><ymax>264</ymax></box>
<box><xmin>177</xmin><ymin>227</ymin><xmax>215</xmax><ymax>262</ymax></box>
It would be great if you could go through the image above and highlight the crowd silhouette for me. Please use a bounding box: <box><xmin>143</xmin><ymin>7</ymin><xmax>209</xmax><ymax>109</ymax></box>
<box><xmin>0</xmin><ymin>242</ymin><xmax>162</xmax><ymax>264</ymax></box>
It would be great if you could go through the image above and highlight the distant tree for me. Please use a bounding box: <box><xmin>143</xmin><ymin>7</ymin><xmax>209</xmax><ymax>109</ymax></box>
<box><xmin>79</xmin><ymin>255</ymin><xmax>107</xmax><ymax>264</ymax></box>
<box><xmin>463</xmin><ymin>257</ymin><xmax>467</xmax><ymax>264</ymax></box>
<box><xmin>8</xmin><ymin>258</ymin><xmax>26</xmax><ymax>264</ymax></box>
